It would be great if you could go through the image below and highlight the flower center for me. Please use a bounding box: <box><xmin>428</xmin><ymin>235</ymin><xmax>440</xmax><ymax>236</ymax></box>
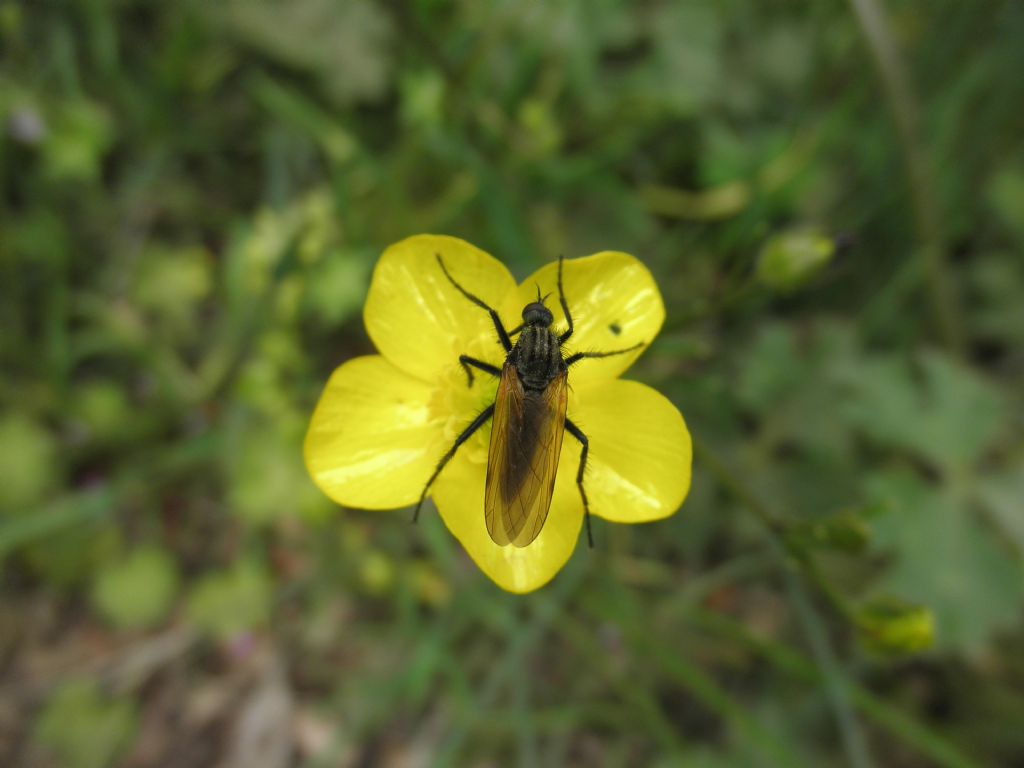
<box><xmin>427</xmin><ymin>342</ymin><xmax>501</xmax><ymax>467</ymax></box>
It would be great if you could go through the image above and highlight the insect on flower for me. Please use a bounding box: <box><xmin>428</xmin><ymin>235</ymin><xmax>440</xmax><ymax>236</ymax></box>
<box><xmin>413</xmin><ymin>254</ymin><xmax>642</xmax><ymax>548</ymax></box>
<box><xmin>305</xmin><ymin>235</ymin><xmax>692</xmax><ymax>593</ymax></box>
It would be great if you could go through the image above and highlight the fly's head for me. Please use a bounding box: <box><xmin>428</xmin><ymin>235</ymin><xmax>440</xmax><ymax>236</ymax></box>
<box><xmin>521</xmin><ymin>301</ymin><xmax>553</xmax><ymax>328</ymax></box>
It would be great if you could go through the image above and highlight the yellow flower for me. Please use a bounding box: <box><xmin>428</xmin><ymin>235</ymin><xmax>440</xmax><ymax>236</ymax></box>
<box><xmin>304</xmin><ymin>235</ymin><xmax>692</xmax><ymax>593</ymax></box>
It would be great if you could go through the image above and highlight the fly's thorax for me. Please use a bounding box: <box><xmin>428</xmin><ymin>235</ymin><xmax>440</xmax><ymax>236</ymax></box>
<box><xmin>513</xmin><ymin>325</ymin><xmax>565</xmax><ymax>391</ymax></box>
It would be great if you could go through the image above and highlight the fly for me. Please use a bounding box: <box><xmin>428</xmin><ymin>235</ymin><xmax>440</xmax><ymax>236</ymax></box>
<box><xmin>413</xmin><ymin>254</ymin><xmax>642</xmax><ymax>547</ymax></box>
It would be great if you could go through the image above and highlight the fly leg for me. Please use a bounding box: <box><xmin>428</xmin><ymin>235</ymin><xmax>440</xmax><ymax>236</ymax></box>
<box><xmin>458</xmin><ymin>355</ymin><xmax>501</xmax><ymax>387</ymax></box>
<box><xmin>436</xmin><ymin>254</ymin><xmax>513</xmax><ymax>352</ymax></box>
<box><xmin>564</xmin><ymin>418</ymin><xmax>594</xmax><ymax>549</ymax></box>
<box><xmin>413</xmin><ymin>404</ymin><xmax>495</xmax><ymax>523</ymax></box>
<box><xmin>556</xmin><ymin>255</ymin><xmax>574</xmax><ymax>345</ymax></box>
<box><xmin>565</xmin><ymin>342</ymin><xmax>643</xmax><ymax>367</ymax></box>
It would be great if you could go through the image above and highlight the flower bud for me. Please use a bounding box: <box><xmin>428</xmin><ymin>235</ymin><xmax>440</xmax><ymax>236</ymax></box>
<box><xmin>756</xmin><ymin>229</ymin><xmax>836</xmax><ymax>291</ymax></box>
<box><xmin>806</xmin><ymin>510</ymin><xmax>872</xmax><ymax>554</ymax></box>
<box><xmin>856</xmin><ymin>597</ymin><xmax>935</xmax><ymax>655</ymax></box>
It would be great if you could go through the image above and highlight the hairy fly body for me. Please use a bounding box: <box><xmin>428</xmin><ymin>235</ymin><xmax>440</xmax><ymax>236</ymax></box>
<box><xmin>413</xmin><ymin>254</ymin><xmax>641</xmax><ymax>548</ymax></box>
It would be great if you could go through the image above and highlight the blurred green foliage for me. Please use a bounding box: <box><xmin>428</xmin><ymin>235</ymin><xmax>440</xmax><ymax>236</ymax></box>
<box><xmin>33</xmin><ymin>681</ymin><xmax>137</xmax><ymax>768</ymax></box>
<box><xmin>91</xmin><ymin>546</ymin><xmax>180</xmax><ymax>629</ymax></box>
<box><xmin>186</xmin><ymin>557</ymin><xmax>272</xmax><ymax>639</ymax></box>
<box><xmin>2</xmin><ymin>0</ymin><xmax>1023</xmax><ymax>766</ymax></box>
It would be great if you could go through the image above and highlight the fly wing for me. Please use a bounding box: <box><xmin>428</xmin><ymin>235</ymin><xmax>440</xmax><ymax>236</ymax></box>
<box><xmin>485</xmin><ymin>364</ymin><xmax>568</xmax><ymax>548</ymax></box>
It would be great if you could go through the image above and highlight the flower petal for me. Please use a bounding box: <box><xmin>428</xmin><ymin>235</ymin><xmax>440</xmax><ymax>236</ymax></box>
<box><xmin>431</xmin><ymin>429</ymin><xmax>584</xmax><ymax>594</ymax></box>
<box><xmin>503</xmin><ymin>251</ymin><xmax>665</xmax><ymax>386</ymax></box>
<box><xmin>569</xmin><ymin>378</ymin><xmax>691</xmax><ymax>523</ymax></box>
<box><xmin>364</xmin><ymin>234</ymin><xmax>518</xmax><ymax>382</ymax></box>
<box><xmin>304</xmin><ymin>355</ymin><xmax>440</xmax><ymax>509</ymax></box>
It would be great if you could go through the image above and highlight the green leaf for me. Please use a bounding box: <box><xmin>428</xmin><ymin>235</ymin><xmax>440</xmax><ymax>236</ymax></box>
<box><xmin>304</xmin><ymin>250</ymin><xmax>371</xmax><ymax>326</ymax></box>
<box><xmin>91</xmin><ymin>547</ymin><xmax>180</xmax><ymax>629</ymax></box>
<box><xmin>841</xmin><ymin>351</ymin><xmax>1008</xmax><ymax>471</ymax></box>
<box><xmin>986</xmin><ymin>166</ymin><xmax>1024</xmax><ymax>243</ymax></box>
<box><xmin>966</xmin><ymin>254</ymin><xmax>1024</xmax><ymax>346</ymax></box>
<box><xmin>227</xmin><ymin>420</ymin><xmax>329</xmax><ymax>525</ymax></box>
<box><xmin>186</xmin><ymin>559</ymin><xmax>271</xmax><ymax>638</ymax></box>
<box><xmin>736</xmin><ymin>321</ymin><xmax>856</xmax><ymax>461</ymax></box>
<box><xmin>913</xmin><ymin>353</ymin><xmax>1008</xmax><ymax>468</ymax></box>
<box><xmin>865</xmin><ymin>469</ymin><xmax>1024</xmax><ymax>652</ymax></box>
<box><xmin>33</xmin><ymin>681</ymin><xmax>137</xmax><ymax>768</ymax></box>
<box><xmin>70</xmin><ymin>381</ymin><xmax>131</xmax><ymax>444</ymax></box>
<box><xmin>220</xmin><ymin>0</ymin><xmax>392</xmax><ymax>105</ymax></box>
<box><xmin>133</xmin><ymin>245</ymin><xmax>212</xmax><ymax>336</ymax></box>
<box><xmin>43</xmin><ymin>100</ymin><xmax>114</xmax><ymax>183</ymax></box>
<box><xmin>0</xmin><ymin>487</ymin><xmax>112</xmax><ymax>558</ymax></box>
<box><xmin>649</xmin><ymin>5</ymin><xmax>724</xmax><ymax>114</ymax></box>
<box><xmin>24</xmin><ymin>521</ymin><xmax>122</xmax><ymax>590</ymax></box>
<box><xmin>735</xmin><ymin>323</ymin><xmax>804</xmax><ymax>413</ymax></box>
<box><xmin>248</xmin><ymin>74</ymin><xmax>359</xmax><ymax>163</ymax></box>
<box><xmin>977</xmin><ymin>467</ymin><xmax>1024</xmax><ymax>551</ymax></box>
<box><xmin>0</xmin><ymin>415</ymin><xmax>59</xmax><ymax>513</ymax></box>
<box><xmin>753</xmin><ymin>23</ymin><xmax>814</xmax><ymax>91</ymax></box>
<box><xmin>400</xmin><ymin>70</ymin><xmax>445</xmax><ymax>130</ymax></box>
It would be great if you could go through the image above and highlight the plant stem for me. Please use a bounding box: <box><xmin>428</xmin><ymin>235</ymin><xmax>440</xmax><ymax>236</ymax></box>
<box><xmin>691</xmin><ymin>435</ymin><xmax>856</xmax><ymax>621</ymax></box>
<box><xmin>847</xmin><ymin>0</ymin><xmax>965</xmax><ymax>355</ymax></box>
<box><xmin>690</xmin><ymin>608</ymin><xmax>982</xmax><ymax>768</ymax></box>
<box><xmin>786</xmin><ymin>570</ymin><xmax>874</xmax><ymax>768</ymax></box>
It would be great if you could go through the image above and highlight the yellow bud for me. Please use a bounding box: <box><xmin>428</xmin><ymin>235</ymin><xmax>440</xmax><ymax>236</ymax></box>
<box><xmin>856</xmin><ymin>597</ymin><xmax>935</xmax><ymax>655</ymax></box>
<box><xmin>757</xmin><ymin>229</ymin><xmax>836</xmax><ymax>291</ymax></box>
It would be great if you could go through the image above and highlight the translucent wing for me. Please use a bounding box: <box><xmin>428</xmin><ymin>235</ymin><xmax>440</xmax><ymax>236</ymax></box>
<box><xmin>485</xmin><ymin>363</ymin><xmax>568</xmax><ymax>548</ymax></box>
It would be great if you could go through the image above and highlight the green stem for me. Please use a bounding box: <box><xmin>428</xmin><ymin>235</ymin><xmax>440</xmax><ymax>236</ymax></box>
<box><xmin>693</xmin><ymin>435</ymin><xmax>876</xmax><ymax>766</ymax></box>
<box><xmin>847</xmin><ymin>0</ymin><xmax>965</xmax><ymax>355</ymax></box>
<box><xmin>559</xmin><ymin>616</ymin><xmax>689</xmax><ymax>756</ymax></box>
<box><xmin>691</xmin><ymin>608</ymin><xmax>982</xmax><ymax>768</ymax></box>
<box><xmin>786</xmin><ymin>570</ymin><xmax>874</xmax><ymax>768</ymax></box>
<box><xmin>691</xmin><ymin>435</ymin><xmax>856</xmax><ymax>621</ymax></box>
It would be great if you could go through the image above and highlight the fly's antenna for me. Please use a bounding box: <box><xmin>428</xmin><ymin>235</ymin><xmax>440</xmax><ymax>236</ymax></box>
<box><xmin>535</xmin><ymin>282</ymin><xmax>553</xmax><ymax>306</ymax></box>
